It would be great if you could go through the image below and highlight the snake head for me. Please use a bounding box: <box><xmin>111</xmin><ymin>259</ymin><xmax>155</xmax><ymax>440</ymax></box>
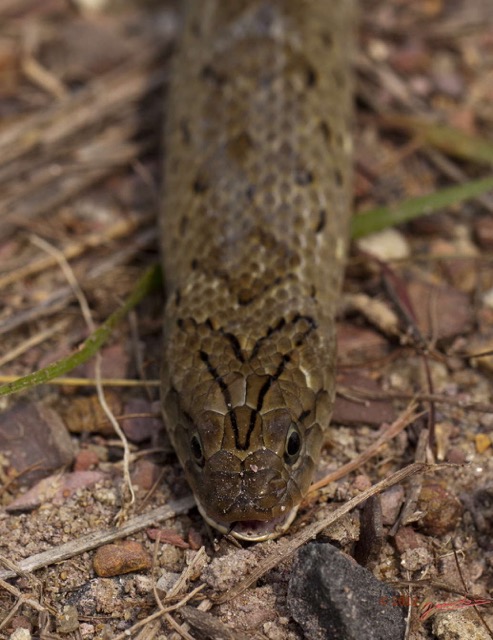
<box><xmin>163</xmin><ymin>380</ymin><xmax>327</xmax><ymax>541</ymax></box>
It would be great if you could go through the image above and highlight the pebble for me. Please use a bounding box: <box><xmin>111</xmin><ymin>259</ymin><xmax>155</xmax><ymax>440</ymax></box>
<box><xmin>8</xmin><ymin>618</ymin><xmax>31</xmax><ymax>635</ymax></box>
<box><xmin>0</xmin><ymin>402</ymin><xmax>74</xmax><ymax>487</ymax></box>
<box><xmin>475</xmin><ymin>434</ymin><xmax>491</xmax><ymax>454</ymax></box>
<box><xmin>400</xmin><ymin>546</ymin><xmax>434</xmax><ymax>572</ymax></box>
<box><xmin>56</xmin><ymin>605</ymin><xmax>79</xmax><ymax>634</ymax></box>
<box><xmin>60</xmin><ymin>391</ymin><xmax>121</xmax><ymax>435</ymax></box>
<box><xmin>93</xmin><ymin>541</ymin><xmax>151</xmax><ymax>577</ymax></box>
<box><xmin>417</xmin><ymin>481</ymin><xmax>463</xmax><ymax>536</ymax></box>
<box><xmin>8</xmin><ymin>630</ymin><xmax>31</xmax><ymax>640</ymax></box>
<box><xmin>482</xmin><ymin>287</ymin><xmax>493</xmax><ymax>309</ymax></box>
<box><xmin>156</xmin><ymin>570</ymin><xmax>181</xmax><ymax>595</ymax></box>
<box><xmin>121</xmin><ymin>398</ymin><xmax>163</xmax><ymax>443</ymax></box>
<box><xmin>287</xmin><ymin>542</ymin><xmax>406</xmax><ymax>640</ymax></box>
<box><xmin>393</xmin><ymin>526</ymin><xmax>428</xmax><ymax>554</ymax></box>
<box><xmin>131</xmin><ymin>459</ymin><xmax>162</xmax><ymax>491</ymax></box>
<box><xmin>74</xmin><ymin>448</ymin><xmax>100</xmax><ymax>471</ymax></box>
<box><xmin>433</xmin><ymin>608</ymin><xmax>491</xmax><ymax>640</ymax></box>
<box><xmin>356</xmin><ymin>228</ymin><xmax>410</xmax><ymax>261</ymax></box>
<box><xmin>380</xmin><ymin>485</ymin><xmax>405</xmax><ymax>525</ymax></box>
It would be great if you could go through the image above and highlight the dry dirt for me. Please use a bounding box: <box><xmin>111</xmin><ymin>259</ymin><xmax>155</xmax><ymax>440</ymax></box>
<box><xmin>0</xmin><ymin>1</ymin><xmax>493</xmax><ymax>639</ymax></box>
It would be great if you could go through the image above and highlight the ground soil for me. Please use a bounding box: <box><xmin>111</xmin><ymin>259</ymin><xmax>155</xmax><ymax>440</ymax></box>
<box><xmin>0</xmin><ymin>1</ymin><xmax>493</xmax><ymax>639</ymax></box>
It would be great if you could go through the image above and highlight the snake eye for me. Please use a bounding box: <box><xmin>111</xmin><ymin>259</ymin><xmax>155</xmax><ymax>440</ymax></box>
<box><xmin>284</xmin><ymin>425</ymin><xmax>302</xmax><ymax>464</ymax></box>
<box><xmin>190</xmin><ymin>434</ymin><xmax>205</xmax><ymax>468</ymax></box>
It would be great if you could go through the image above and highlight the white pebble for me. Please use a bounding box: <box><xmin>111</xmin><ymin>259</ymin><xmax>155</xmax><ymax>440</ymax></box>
<box><xmin>482</xmin><ymin>287</ymin><xmax>493</xmax><ymax>309</ymax></box>
<box><xmin>356</xmin><ymin>228</ymin><xmax>410</xmax><ymax>261</ymax></box>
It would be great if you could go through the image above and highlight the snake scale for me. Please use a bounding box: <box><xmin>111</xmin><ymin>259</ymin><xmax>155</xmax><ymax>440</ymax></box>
<box><xmin>160</xmin><ymin>0</ymin><xmax>355</xmax><ymax>541</ymax></box>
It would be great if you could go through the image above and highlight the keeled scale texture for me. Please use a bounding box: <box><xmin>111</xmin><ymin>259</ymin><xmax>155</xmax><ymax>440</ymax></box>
<box><xmin>160</xmin><ymin>0</ymin><xmax>354</xmax><ymax>537</ymax></box>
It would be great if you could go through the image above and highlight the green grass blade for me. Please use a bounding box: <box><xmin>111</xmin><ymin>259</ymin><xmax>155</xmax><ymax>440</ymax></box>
<box><xmin>0</xmin><ymin>264</ymin><xmax>162</xmax><ymax>398</ymax></box>
<box><xmin>351</xmin><ymin>175</ymin><xmax>493</xmax><ymax>239</ymax></box>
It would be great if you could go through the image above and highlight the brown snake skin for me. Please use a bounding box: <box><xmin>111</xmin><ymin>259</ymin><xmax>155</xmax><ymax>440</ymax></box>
<box><xmin>160</xmin><ymin>0</ymin><xmax>355</xmax><ymax>541</ymax></box>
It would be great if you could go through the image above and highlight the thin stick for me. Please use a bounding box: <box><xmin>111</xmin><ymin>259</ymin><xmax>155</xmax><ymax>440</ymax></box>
<box><xmin>30</xmin><ymin>235</ymin><xmax>136</xmax><ymax>513</ymax></box>
<box><xmin>0</xmin><ymin>578</ymin><xmax>46</xmax><ymax>614</ymax></box>
<box><xmin>112</xmin><ymin>584</ymin><xmax>206</xmax><ymax>640</ymax></box>
<box><xmin>0</xmin><ymin>214</ymin><xmax>154</xmax><ymax>290</ymax></box>
<box><xmin>214</xmin><ymin>463</ymin><xmax>429</xmax><ymax>604</ymax></box>
<box><xmin>0</xmin><ymin>496</ymin><xmax>195</xmax><ymax>581</ymax></box>
<box><xmin>0</xmin><ymin>319</ymin><xmax>68</xmax><ymax>368</ymax></box>
<box><xmin>337</xmin><ymin>386</ymin><xmax>493</xmax><ymax>414</ymax></box>
<box><xmin>308</xmin><ymin>403</ymin><xmax>422</xmax><ymax>493</ymax></box>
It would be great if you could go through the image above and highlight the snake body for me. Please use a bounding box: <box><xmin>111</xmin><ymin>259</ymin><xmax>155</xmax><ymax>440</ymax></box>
<box><xmin>160</xmin><ymin>0</ymin><xmax>354</xmax><ymax>541</ymax></box>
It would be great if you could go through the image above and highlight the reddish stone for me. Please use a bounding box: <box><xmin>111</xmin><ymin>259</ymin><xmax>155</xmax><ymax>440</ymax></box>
<box><xmin>93</xmin><ymin>541</ymin><xmax>151</xmax><ymax>577</ymax></box>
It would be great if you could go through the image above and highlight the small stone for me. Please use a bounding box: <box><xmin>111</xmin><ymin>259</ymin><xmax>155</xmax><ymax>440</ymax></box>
<box><xmin>134</xmin><ymin>575</ymin><xmax>153</xmax><ymax>595</ymax></box>
<box><xmin>121</xmin><ymin>398</ymin><xmax>163</xmax><ymax>443</ymax></box>
<box><xmin>435</xmin><ymin>422</ymin><xmax>454</xmax><ymax>462</ymax></box>
<box><xmin>482</xmin><ymin>287</ymin><xmax>493</xmax><ymax>309</ymax></box>
<box><xmin>188</xmin><ymin>528</ymin><xmax>203</xmax><ymax>550</ymax></box>
<box><xmin>131</xmin><ymin>459</ymin><xmax>161</xmax><ymax>491</ymax></box>
<box><xmin>79</xmin><ymin>623</ymin><xmax>95</xmax><ymax>639</ymax></box>
<box><xmin>65</xmin><ymin>578</ymin><xmax>123</xmax><ymax>616</ymax></box>
<box><xmin>156</xmin><ymin>571</ymin><xmax>181</xmax><ymax>595</ymax></box>
<box><xmin>356</xmin><ymin>228</ymin><xmax>410</xmax><ymax>261</ymax></box>
<box><xmin>434</xmin><ymin>70</ymin><xmax>464</xmax><ymax>98</ymax></box>
<box><xmin>433</xmin><ymin>608</ymin><xmax>491</xmax><ymax>640</ymax></box>
<box><xmin>475</xmin><ymin>434</ymin><xmax>491</xmax><ymax>454</ymax></box>
<box><xmin>353</xmin><ymin>475</ymin><xmax>372</xmax><ymax>492</ymax></box>
<box><xmin>380</xmin><ymin>485</ymin><xmax>405</xmax><ymax>525</ymax></box>
<box><xmin>8</xmin><ymin>629</ymin><xmax>31</xmax><ymax>640</ymax></box>
<box><xmin>93</xmin><ymin>541</ymin><xmax>151</xmax><ymax>577</ymax></box>
<box><xmin>400</xmin><ymin>546</ymin><xmax>433</xmax><ymax>572</ymax></box>
<box><xmin>287</xmin><ymin>543</ymin><xmax>406</xmax><ymax>640</ymax></box>
<box><xmin>394</xmin><ymin>527</ymin><xmax>428</xmax><ymax>554</ymax></box>
<box><xmin>0</xmin><ymin>402</ymin><xmax>74</xmax><ymax>486</ymax></box>
<box><xmin>417</xmin><ymin>481</ymin><xmax>463</xmax><ymax>536</ymax></box>
<box><xmin>57</xmin><ymin>605</ymin><xmax>79</xmax><ymax>633</ymax></box>
<box><xmin>71</xmin><ymin>0</ymin><xmax>109</xmax><ymax>12</ymax></box>
<box><xmin>74</xmin><ymin>449</ymin><xmax>100</xmax><ymax>471</ymax></box>
<box><xmin>60</xmin><ymin>391</ymin><xmax>121</xmax><ymax>435</ymax></box>
<box><xmin>445</xmin><ymin>447</ymin><xmax>467</xmax><ymax>465</ymax></box>
<box><xmin>9</xmin><ymin>618</ymin><xmax>31</xmax><ymax>633</ymax></box>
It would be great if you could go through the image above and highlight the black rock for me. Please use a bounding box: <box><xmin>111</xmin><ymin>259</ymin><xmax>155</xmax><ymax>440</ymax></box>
<box><xmin>287</xmin><ymin>542</ymin><xmax>406</xmax><ymax>640</ymax></box>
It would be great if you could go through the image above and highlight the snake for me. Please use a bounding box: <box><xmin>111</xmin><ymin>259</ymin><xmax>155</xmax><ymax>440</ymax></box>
<box><xmin>159</xmin><ymin>0</ymin><xmax>355</xmax><ymax>541</ymax></box>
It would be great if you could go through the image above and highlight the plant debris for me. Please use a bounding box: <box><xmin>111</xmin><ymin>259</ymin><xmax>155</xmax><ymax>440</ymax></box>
<box><xmin>1</xmin><ymin>0</ymin><xmax>493</xmax><ymax>639</ymax></box>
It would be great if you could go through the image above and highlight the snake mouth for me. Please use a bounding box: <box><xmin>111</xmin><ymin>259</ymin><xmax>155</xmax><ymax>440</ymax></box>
<box><xmin>195</xmin><ymin>500</ymin><xmax>299</xmax><ymax>542</ymax></box>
